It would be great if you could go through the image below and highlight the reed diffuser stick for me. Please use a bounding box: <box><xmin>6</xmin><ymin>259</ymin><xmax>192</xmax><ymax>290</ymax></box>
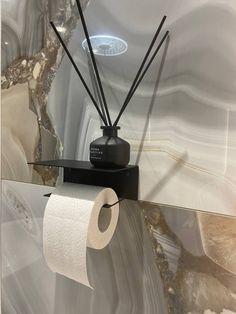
<box><xmin>119</xmin><ymin>15</ymin><xmax>166</xmax><ymax>119</ymax></box>
<box><xmin>75</xmin><ymin>0</ymin><xmax>112</xmax><ymax>126</ymax></box>
<box><xmin>50</xmin><ymin>21</ymin><xmax>108</xmax><ymax>126</ymax></box>
<box><xmin>113</xmin><ymin>31</ymin><xmax>169</xmax><ymax>126</ymax></box>
<box><xmin>124</xmin><ymin>31</ymin><xmax>169</xmax><ymax>106</ymax></box>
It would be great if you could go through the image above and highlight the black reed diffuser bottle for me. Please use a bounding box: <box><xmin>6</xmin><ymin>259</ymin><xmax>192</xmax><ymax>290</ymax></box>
<box><xmin>90</xmin><ymin>126</ymin><xmax>130</xmax><ymax>168</ymax></box>
<box><xmin>51</xmin><ymin>0</ymin><xmax>168</xmax><ymax>170</ymax></box>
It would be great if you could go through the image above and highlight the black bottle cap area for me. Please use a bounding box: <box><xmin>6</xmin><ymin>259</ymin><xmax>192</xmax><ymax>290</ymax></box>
<box><xmin>100</xmin><ymin>126</ymin><xmax>120</xmax><ymax>137</ymax></box>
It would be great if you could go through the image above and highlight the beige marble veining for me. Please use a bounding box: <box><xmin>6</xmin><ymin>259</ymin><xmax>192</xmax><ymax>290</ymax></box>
<box><xmin>2</xmin><ymin>180</ymin><xmax>236</xmax><ymax>313</ymax></box>
<box><xmin>46</xmin><ymin>0</ymin><xmax>236</xmax><ymax>215</ymax></box>
<box><xmin>142</xmin><ymin>202</ymin><xmax>236</xmax><ymax>313</ymax></box>
<box><xmin>2</xmin><ymin>0</ymin><xmax>236</xmax><ymax>215</ymax></box>
<box><xmin>198</xmin><ymin>213</ymin><xmax>236</xmax><ymax>275</ymax></box>
<box><xmin>2</xmin><ymin>83</ymin><xmax>39</xmax><ymax>182</ymax></box>
<box><xmin>1</xmin><ymin>0</ymin><xmax>89</xmax><ymax>184</ymax></box>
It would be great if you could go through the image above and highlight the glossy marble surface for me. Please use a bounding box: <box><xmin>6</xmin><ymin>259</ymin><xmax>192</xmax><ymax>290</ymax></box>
<box><xmin>2</xmin><ymin>180</ymin><xmax>167</xmax><ymax>314</ymax></box>
<box><xmin>2</xmin><ymin>180</ymin><xmax>236</xmax><ymax>313</ymax></box>
<box><xmin>47</xmin><ymin>0</ymin><xmax>236</xmax><ymax>215</ymax></box>
<box><xmin>2</xmin><ymin>181</ymin><xmax>55</xmax><ymax>314</ymax></box>
<box><xmin>1</xmin><ymin>0</ymin><xmax>88</xmax><ymax>185</ymax></box>
<box><xmin>2</xmin><ymin>0</ymin><xmax>236</xmax><ymax>215</ymax></box>
<box><xmin>2</xmin><ymin>1</ymin><xmax>236</xmax><ymax>313</ymax></box>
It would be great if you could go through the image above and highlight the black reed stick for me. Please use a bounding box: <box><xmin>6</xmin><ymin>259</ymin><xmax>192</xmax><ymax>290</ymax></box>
<box><xmin>118</xmin><ymin>15</ymin><xmax>166</xmax><ymax>124</ymax></box>
<box><xmin>125</xmin><ymin>31</ymin><xmax>169</xmax><ymax>105</ymax></box>
<box><xmin>75</xmin><ymin>0</ymin><xmax>112</xmax><ymax>126</ymax></box>
<box><xmin>50</xmin><ymin>21</ymin><xmax>108</xmax><ymax>126</ymax></box>
<box><xmin>85</xmin><ymin>47</ymin><xmax>107</xmax><ymax>121</ymax></box>
<box><xmin>113</xmin><ymin>31</ymin><xmax>169</xmax><ymax>126</ymax></box>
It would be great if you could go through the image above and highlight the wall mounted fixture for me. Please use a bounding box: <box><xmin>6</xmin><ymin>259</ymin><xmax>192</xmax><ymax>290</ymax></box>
<box><xmin>29</xmin><ymin>160</ymin><xmax>139</xmax><ymax>200</ymax></box>
<box><xmin>50</xmin><ymin>0</ymin><xmax>169</xmax><ymax>168</ymax></box>
<box><xmin>30</xmin><ymin>0</ymin><xmax>169</xmax><ymax>199</ymax></box>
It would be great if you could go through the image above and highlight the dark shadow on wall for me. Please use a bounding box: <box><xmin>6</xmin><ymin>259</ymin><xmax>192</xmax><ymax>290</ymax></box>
<box><xmin>135</xmin><ymin>35</ymin><xmax>170</xmax><ymax>166</ymax></box>
<box><xmin>134</xmin><ymin>35</ymin><xmax>189</xmax><ymax>200</ymax></box>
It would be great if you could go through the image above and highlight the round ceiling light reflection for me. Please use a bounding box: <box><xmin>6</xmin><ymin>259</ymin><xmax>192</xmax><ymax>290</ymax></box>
<box><xmin>82</xmin><ymin>35</ymin><xmax>128</xmax><ymax>56</ymax></box>
<box><xmin>56</xmin><ymin>26</ymin><xmax>67</xmax><ymax>33</ymax></box>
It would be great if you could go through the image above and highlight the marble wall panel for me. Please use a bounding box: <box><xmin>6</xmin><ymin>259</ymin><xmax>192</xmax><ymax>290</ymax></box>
<box><xmin>2</xmin><ymin>0</ymin><xmax>236</xmax><ymax>214</ymax></box>
<box><xmin>2</xmin><ymin>181</ymin><xmax>236</xmax><ymax>313</ymax></box>
<box><xmin>48</xmin><ymin>0</ymin><xmax>236</xmax><ymax>215</ymax></box>
<box><xmin>1</xmin><ymin>181</ymin><xmax>168</xmax><ymax>314</ymax></box>
<box><xmin>2</xmin><ymin>1</ymin><xmax>236</xmax><ymax>313</ymax></box>
<box><xmin>1</xmin><ymin>0</ymin><xmax>89</xmax><ymax>184</ymax></box>
<box><xmin>2</xmin><ymin>181</ymin><xmax>56</xmax><ymax>314</ymax></box>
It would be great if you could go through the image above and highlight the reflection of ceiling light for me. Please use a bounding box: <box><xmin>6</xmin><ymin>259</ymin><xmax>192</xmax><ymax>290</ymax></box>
<box><xmin>82</xmin><ymin>35</ymin><xmax>128</xmax><ymax>56</ymax></box>
<box><xmin>4</xmin><ymin>41</ymin><xmax>9</xmax><ymax>45</ymax></box>
<box><xmin>56</xmin><ymin>26</ymin><xmax>66</xmax><ymax>33</ymax></box>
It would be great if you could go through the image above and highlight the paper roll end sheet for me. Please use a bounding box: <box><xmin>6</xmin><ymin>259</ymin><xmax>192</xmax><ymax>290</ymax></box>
<box><xmin>43</xmin><ymin>183</ymin><xmax>119</xmax><ymax>288</ymax></box>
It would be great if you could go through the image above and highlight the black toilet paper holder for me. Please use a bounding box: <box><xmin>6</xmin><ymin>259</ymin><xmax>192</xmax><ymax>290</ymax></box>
<box><xmin>29</xmin><ymin>159</ymin><xmax>139</xmax><ymax>201</ymax></box>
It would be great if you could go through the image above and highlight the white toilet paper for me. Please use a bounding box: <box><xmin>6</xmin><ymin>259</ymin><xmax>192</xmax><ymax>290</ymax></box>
<box><xmin>43</xmin><ymin>183</ymin><xmax>119</xmax><ymax>288</ymax></box>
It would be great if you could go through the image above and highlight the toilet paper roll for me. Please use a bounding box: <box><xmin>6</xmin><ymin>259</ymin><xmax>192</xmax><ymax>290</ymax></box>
<box><xmin>43</xmin><ymin>183</ymin><xmax>119</xmax><ymax>288</ymax></box>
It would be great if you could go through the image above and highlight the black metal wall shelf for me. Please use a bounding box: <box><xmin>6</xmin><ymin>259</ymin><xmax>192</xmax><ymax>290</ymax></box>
<box><xmin>29</xmin><ymin>159</ymin><xmax>139</xmax><ymax>200</ymax></box>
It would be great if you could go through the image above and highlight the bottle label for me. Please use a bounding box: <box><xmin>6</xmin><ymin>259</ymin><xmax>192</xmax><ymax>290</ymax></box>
<box><xmin>90</xmin><ymin>147</ymin><xmax>104</xmax><ymax>160</ymax></box>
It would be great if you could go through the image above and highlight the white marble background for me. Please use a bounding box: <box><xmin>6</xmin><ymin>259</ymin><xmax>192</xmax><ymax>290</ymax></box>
<box><xmin>48</xmin><ymin>0</ymin><xmax>236</xmax><ymax>216</ymax></box>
